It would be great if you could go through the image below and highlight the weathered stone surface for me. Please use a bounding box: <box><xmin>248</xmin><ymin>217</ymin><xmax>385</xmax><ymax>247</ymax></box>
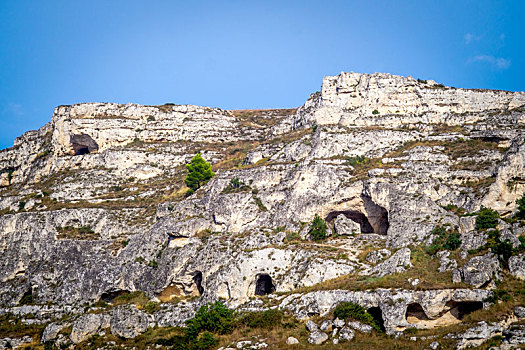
<box><xmin>459</xmin><ymin>253</ymin><xmax>500</xmax><ymax>287</ymax></box>
<box><xmin>305</xmin><ymin>320</ymin><xmax>318</xmax><ymax>332</ymax></box>
<box><xmin>365</xmin><ymin>249</ymin><xmax>391</xmax><ymax>264</ymax></box>
<box><xmin>110</xmin><ymin>306</ymin><xmax>153</xmax><ymax>339</ymax></box>
<box><xmin>307</xmin><ymin>331</ymin><xmax>328</xmax><ymax>345</ymax></box>
<box><xmin>437</xmin><ymin>251</ymin><xmax>457</xmax><ymax>272</ymax></box>
<box><xmin>42</xmin><ymin>322</ymin><xmax>70</xmax><ymax>343</ymax></box>
<box><xmin>334</xmin><ymin>214</ymin><xmax>361</xmax><ymax>235</ymax></box>
<box><xmin>338</xmin><ymin>327</ymin><xmax>355</xmax><ymax>342</ymax></box>
<box><xmin>455</xmin><ymin>321</ymin><xmax>502</xmax><ymax>349</ymax></box>
<box><xmin>285</xmin><ymin>336</ymin><xmax>299</xmax><ymax>345</ymax></box>
<box><xmin>514</xmin><ymin>306</ymin><xmax>525</xmax><ymax>318</ymax></box>
<box><xmin>367</xmin><ymin>247</ymin><xmax>412</xmax><ymax>277</ymax></box>
<box><xmin>70</xmin><ymin>313</ymin><xmax>110</xmax><ymax>344</ymax></box>
<box><xmin>0</xmin><ymin>71</ymin><xmax>524</xmax><ymax>345</ymax></box>
<box><xmin>347</xmin><ymin>321</ymin><xmax>373</xmax><ymax>333</ymax></box>
<box><xmin>279</xmin><ymin>288</ymin><xmax>491</xmax><ymax>334</ymax></box>
<box><xmin>509</xmin><ymin>254</ymin><xmax>525</xmax><ymax>280</ymax></box>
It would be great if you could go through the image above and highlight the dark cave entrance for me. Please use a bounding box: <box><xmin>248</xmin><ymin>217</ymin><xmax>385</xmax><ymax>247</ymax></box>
<box><xmin>405</xmin><ymin>303</ymin><xmax>429</xmax><ymax>323</ymax></box>
<box><xmin>362</xmin><ymin>195</ymin><xmax>389</xmax><ymax>235</ymax></box>
<box><xmin>254</xmin><ymin>273</ymin><xmax>275</xmax><ymax>296</ymax></box>
<box><xmin>70</xmin><ymin>134</ymin><xmax>99</xmax><ymax>155</ymax></box>
<box><xmin>100</xmin><ymin>290</ymin><xmax>130</xmax><ymax>304</ymax></box>
<box><xmin>367</xmin><ymin>307</ymin><xmax>385</xmax><ymax>332</ymax></box>
<box><xmin>325</xmin><ymin>210</ymin><xmax>375</xmax><ymax>233</ymax></box>
<box><xmin>193</xmin><ymin>271</ymin><xmax>204</xmax><ymax>295</ymax></box>
<box><xmin>325</xmin><ymin>196</ymin><xmax>389</xmax><ymax>235</ymax></box>
<box><xmin>445</xmin><ymin>301</ymin><xmax>483</xmax><ymax>320</ymax></box>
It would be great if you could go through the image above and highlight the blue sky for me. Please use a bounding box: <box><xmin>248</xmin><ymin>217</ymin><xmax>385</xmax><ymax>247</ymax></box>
<box><xmin>0</xmin><ymin>0</ymin><xmax>523</xmax><ymax>148</ymax></box>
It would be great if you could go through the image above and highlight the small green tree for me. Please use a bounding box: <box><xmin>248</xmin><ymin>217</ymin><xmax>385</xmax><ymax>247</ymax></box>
<box><xmin>185</xmin><ymin>301</ymin><xmax>235</xmax><ymax>340</ymax></box>
<box><xmin>475</xmin><ymin>206</ymin><xmax>500</xmax><ymax>230</ymax></box>
<box><xmin>185</xmin><ymin>153</ymin><xmax>214</xmax><ymax>192</ymax></box>
<box><xmin>309</xmin><ymin>214</ymin><xmax>328</xmax><ymax>241</ymax></box>
<box><xmin>516</xmin><ymin>194</ymin><xmax>525</xmax><ymax>220</ymax></box>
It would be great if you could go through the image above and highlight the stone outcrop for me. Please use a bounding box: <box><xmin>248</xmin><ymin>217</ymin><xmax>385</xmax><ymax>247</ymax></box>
<box><xmin>0</xmin><ymin>71</ymin><xmax>524</xmax><ymax>347</ymax></box>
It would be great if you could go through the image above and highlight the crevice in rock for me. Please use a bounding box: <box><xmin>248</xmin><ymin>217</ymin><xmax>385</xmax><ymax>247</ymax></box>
<box><xmin>362</xmin><ymin>195</ymin><xmax>389</xmax><ymax>235</ymax></box>
<box><xmin>325</xmin><ymin>210</ymin><xmax>374</xmax><ymax>233</ymax></box>
<box><xmin>100</xmin><ymin>289</ymin><xmax>130</xmax><ymax>304</ymax></box>
<box><xmin>70</xmin><ymin>134</ymin><xmax>99</xmax><ymax>155</ymax></box>
<box><xmin>193</xmin><ymin>271</ymin><xmax>204</xmax><ymax>295</ymax></box>
<box><xmin>367</xmin><ymin>307</ymin><xmax>385</xmax><ymax>332</ymax></box>
<box><xmin>254</xmin><ymin>273</ymin><xmax>275</xmax><ymax>296</ymax></box>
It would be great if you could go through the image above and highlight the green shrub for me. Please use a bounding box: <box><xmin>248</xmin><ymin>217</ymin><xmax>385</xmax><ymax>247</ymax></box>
<box><xmin>185</xmin><ymin>301</ymin><xmax>235</xmax><ymax>340</ymax></box>
<box><xmin>185</xmin><ymin>153</ymin><xmax>214</xmax><ymax>191</ymax></box>
<box><xmin>443</xmin><ymin>232</ymin><xmax>462</xmax><ymax>250</ymax></box>
<box><xmin>425</xmin><ymin>225</ymin><xmax>462</xmax><ymax>254</ymax></box>
<box><xmin>222</xmin><ymin>178</ymin><xmax>251</xmax><ymax>194</ymax></box>
<box><xmin>309</xmin><ymin>214</ymin><xmax>328</xmax><ymax>241</ymax></box>
<box><xmin>372</xmin><ymin>109</ymin><xmax>380</xmax><ymax>115</ymax></box>
<box><xmin>346</xmin><ymin>155</ymin><xmax>369</xmax><ymax>167</ymax></box>
<box><xmin>475</xmin><ymin>206</ymin><xmax>500</xmax><ymax>230</ymax></box>
<box><xmin>484</xmin><ymin>289</ymin><xmax>511</xmax><ymax>303</ymax></box>
<box><xmin>240</xmin><ymin>309</ymin><xmax>283</xmax><ymax>329</ymax></box>
<box><xmin>333</xmin><ymin>302</ymin><xmax>382</xmax><ymax>332</ymax></box>
<box><xmin>516</xmin><ymin>194</ymin><xmax>525</xmax><ymax>220</ymax></box>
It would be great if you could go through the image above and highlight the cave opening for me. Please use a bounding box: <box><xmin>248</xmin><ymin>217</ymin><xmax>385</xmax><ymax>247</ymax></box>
<box><xmin>193</xmin><ymin>271</ymin><xmax>204</xmax><ymax>295</ymax></box>
<box><xmin>325</xmin><ymin>210</ymin><xmax>374</xmax><ymax>233</ymax></box>
<box><xmin>367</xmin><ymin>307</ymin><xmax>385</xmax><ymax>332</ymax></box>
<box><xmin>254</xmin><ymin>273</ymin><xmax>275</xmax><ymax>296</ymax></box>
<box><xmin>405</xmin><ymin>303</ymin><xmax>429</xmax><ymax>323</ymax></box>
<box><xmin>362</xmin><ymin>195</ymin><xmax>389</xmax><ymax>235</ymax></box>
<box><xmin>70</xmin><ymin>134</ymin><xmax>99</xmax><ymax>156</ymax></box>
<box><xmin>100</xmin><ymin>290</ymin><xmax>130</xmax><ymax>304</ymax></box>
<box><xmin>446</xmin><ymin>301</ymin><xmax>483</xmax><ymax>320</ymax></box>
<box><xmin>18</xmin><ymin>289</ymin><xmax>33</xmax><ymax>305</ymax></box>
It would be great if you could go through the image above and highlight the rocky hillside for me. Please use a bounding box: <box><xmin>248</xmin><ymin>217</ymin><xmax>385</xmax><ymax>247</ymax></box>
<box><xmin>1</xmin><ymin>72</ymin><xmax>525</xmax><ymax>349</ymax></box>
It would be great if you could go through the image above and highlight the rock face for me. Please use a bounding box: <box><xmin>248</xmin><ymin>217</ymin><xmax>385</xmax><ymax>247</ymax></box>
<box><xmin>509</xmin><ymin>254</ymin><xmax>525</xmax><ymax>280</ymax></box>
<box><xmin>110</xmin><ymin>306</ymin><xmax>153</xmax><ymax>339</ymax></box>
<box><xmin>70</xmin><ymin>313</ymin><xmax>110</xmax><ymax>344</ymax></box>
<box><xmin>0</xmin><ymin>71</ymin><xmax>524</xmax><ymax>346</ymax></box>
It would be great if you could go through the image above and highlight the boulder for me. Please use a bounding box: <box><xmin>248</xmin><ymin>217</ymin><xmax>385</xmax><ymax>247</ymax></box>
<box><xmin>305</xmin><ymin>320</ymin><xmax>318</xmax><ymax>332</ymax></box>
<box><xmin>347</xmin><ymin>321</ymin><xmax>373</xmax><ymax>333</ymax></box>
<box><xmin>70</xmin><ymin>313</ymin><xmax>110</xmax><ymax>344</ymax></box>
<box><xmin>460</xmin><ymin>253</ymin><xmax>500</xmax><ymax>287</ymax></box>
<box><xmin>41</xmin><ymin>322</ymin><xmax>70</xmax><ymax>343</ymax></box>
<box><xmin>437</xmin><ymin>251</ymin><xmax>457</xmax><ymax>272</ymax></box>
<box><xmin>285</xmin><ymin>336</ymin><xmax>299</xmax><ymax>345</ymax></box>
<box><xmin>365</xmin><ymin>249</ymin><xmax>392</xmax><ymax>264</ymax></box>
<box><xmin>369</xmin><ymin>247</ymin><xmax>412</xmax><ymax>277</ymax></box>
<box><xmin>509</xmin><ymin>254</ymin><xmax>525</xmax><ymax>280</ymax></box>
<box><xmin>455</xmin><ymin>321</ymin><xmax>502</xmax><ymax>349</ymax></box>
<box><xmin>338</xmin><ymin>327</ymin><xmax>355</xmax><ymax>342</ymax></box>
<box><xmin>334</xmin><ymin>215</ymin><xmax>361</xmax><ymax>235</ymax></box>
<box><xmin>307</xmin><ymin>331</ymin><xmax>328</xmax><ymax>345</ymax></box>
<box><xmin>110</xmin><ymin>306</ymin><xmax>154</xmax><ymax>339</ymax></box>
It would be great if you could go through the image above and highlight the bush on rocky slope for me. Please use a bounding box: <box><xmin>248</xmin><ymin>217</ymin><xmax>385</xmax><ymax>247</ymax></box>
<box><xmin>475</xmin><ymin>206</ymin><xmax>500</xmax><ymax>230</ymax></box>
<box><xmin>184</xmin><ymin>153</ymin><xmax>214</xmax><ymax>193</ymax></box>
<box><xmin>309</xmin><ymin>214</ymin><xmax>328</xmax><ymax>241</ymax></box>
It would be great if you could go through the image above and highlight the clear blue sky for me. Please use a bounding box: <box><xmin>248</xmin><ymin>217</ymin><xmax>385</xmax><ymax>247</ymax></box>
<box><xmin>1</xmin><ymin>0</ymin><xmax>523</xmax><ymax>148</ymax></box>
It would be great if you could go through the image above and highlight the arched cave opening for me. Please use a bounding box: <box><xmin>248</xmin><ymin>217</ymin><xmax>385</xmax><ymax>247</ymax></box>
<box><xmin>405</xmin><ymin>303</ymin><xmax>430</xmax><ymax>323</ymax></box>
<box><xmin>445</xmin><ymin>301</ymin><xmax>483</xmax><ymax>320</ymax></box>
<box><xmin>100</xmin><ymin>290</ymin><xmax>130</xmax><ymax>304</ymax></box>
<box><xmin>367</xmin><ymin>307</ymin><xmax>385</xmax><ymax>332</ymax></box>
<box><xmin>254</xmin><ymin>273</ymin><xmax>275</xmax><ymax>296</ymax></box>
<box><xmin>193</xmin><ymin>271</ymin><xmax>204</xmax><ymax>295</ymax></box>
<box><xmin>325</xmin><ymin>210</ymin><xmax>375</xmax><ymax>233</ymax></box>
<box><xmin>70</xmin><ymin>134</ymin><xmax>99</xmax><ymax>156</ymax></box>
<box><xmin>362</xmin><ymin>195</ymin><xmax>389</xmax><ymax>235</ymax></box>
<box><xmin>18</xmin><ymin>289</ymin><xmax>33</xmax><ymax>305</ymax></box>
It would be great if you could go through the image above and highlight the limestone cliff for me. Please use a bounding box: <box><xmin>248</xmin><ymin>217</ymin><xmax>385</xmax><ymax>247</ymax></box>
<box><xmin>1</xmin><ymin>72</ymin><xmax>525</xmax><ymax>349</ymax></box>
